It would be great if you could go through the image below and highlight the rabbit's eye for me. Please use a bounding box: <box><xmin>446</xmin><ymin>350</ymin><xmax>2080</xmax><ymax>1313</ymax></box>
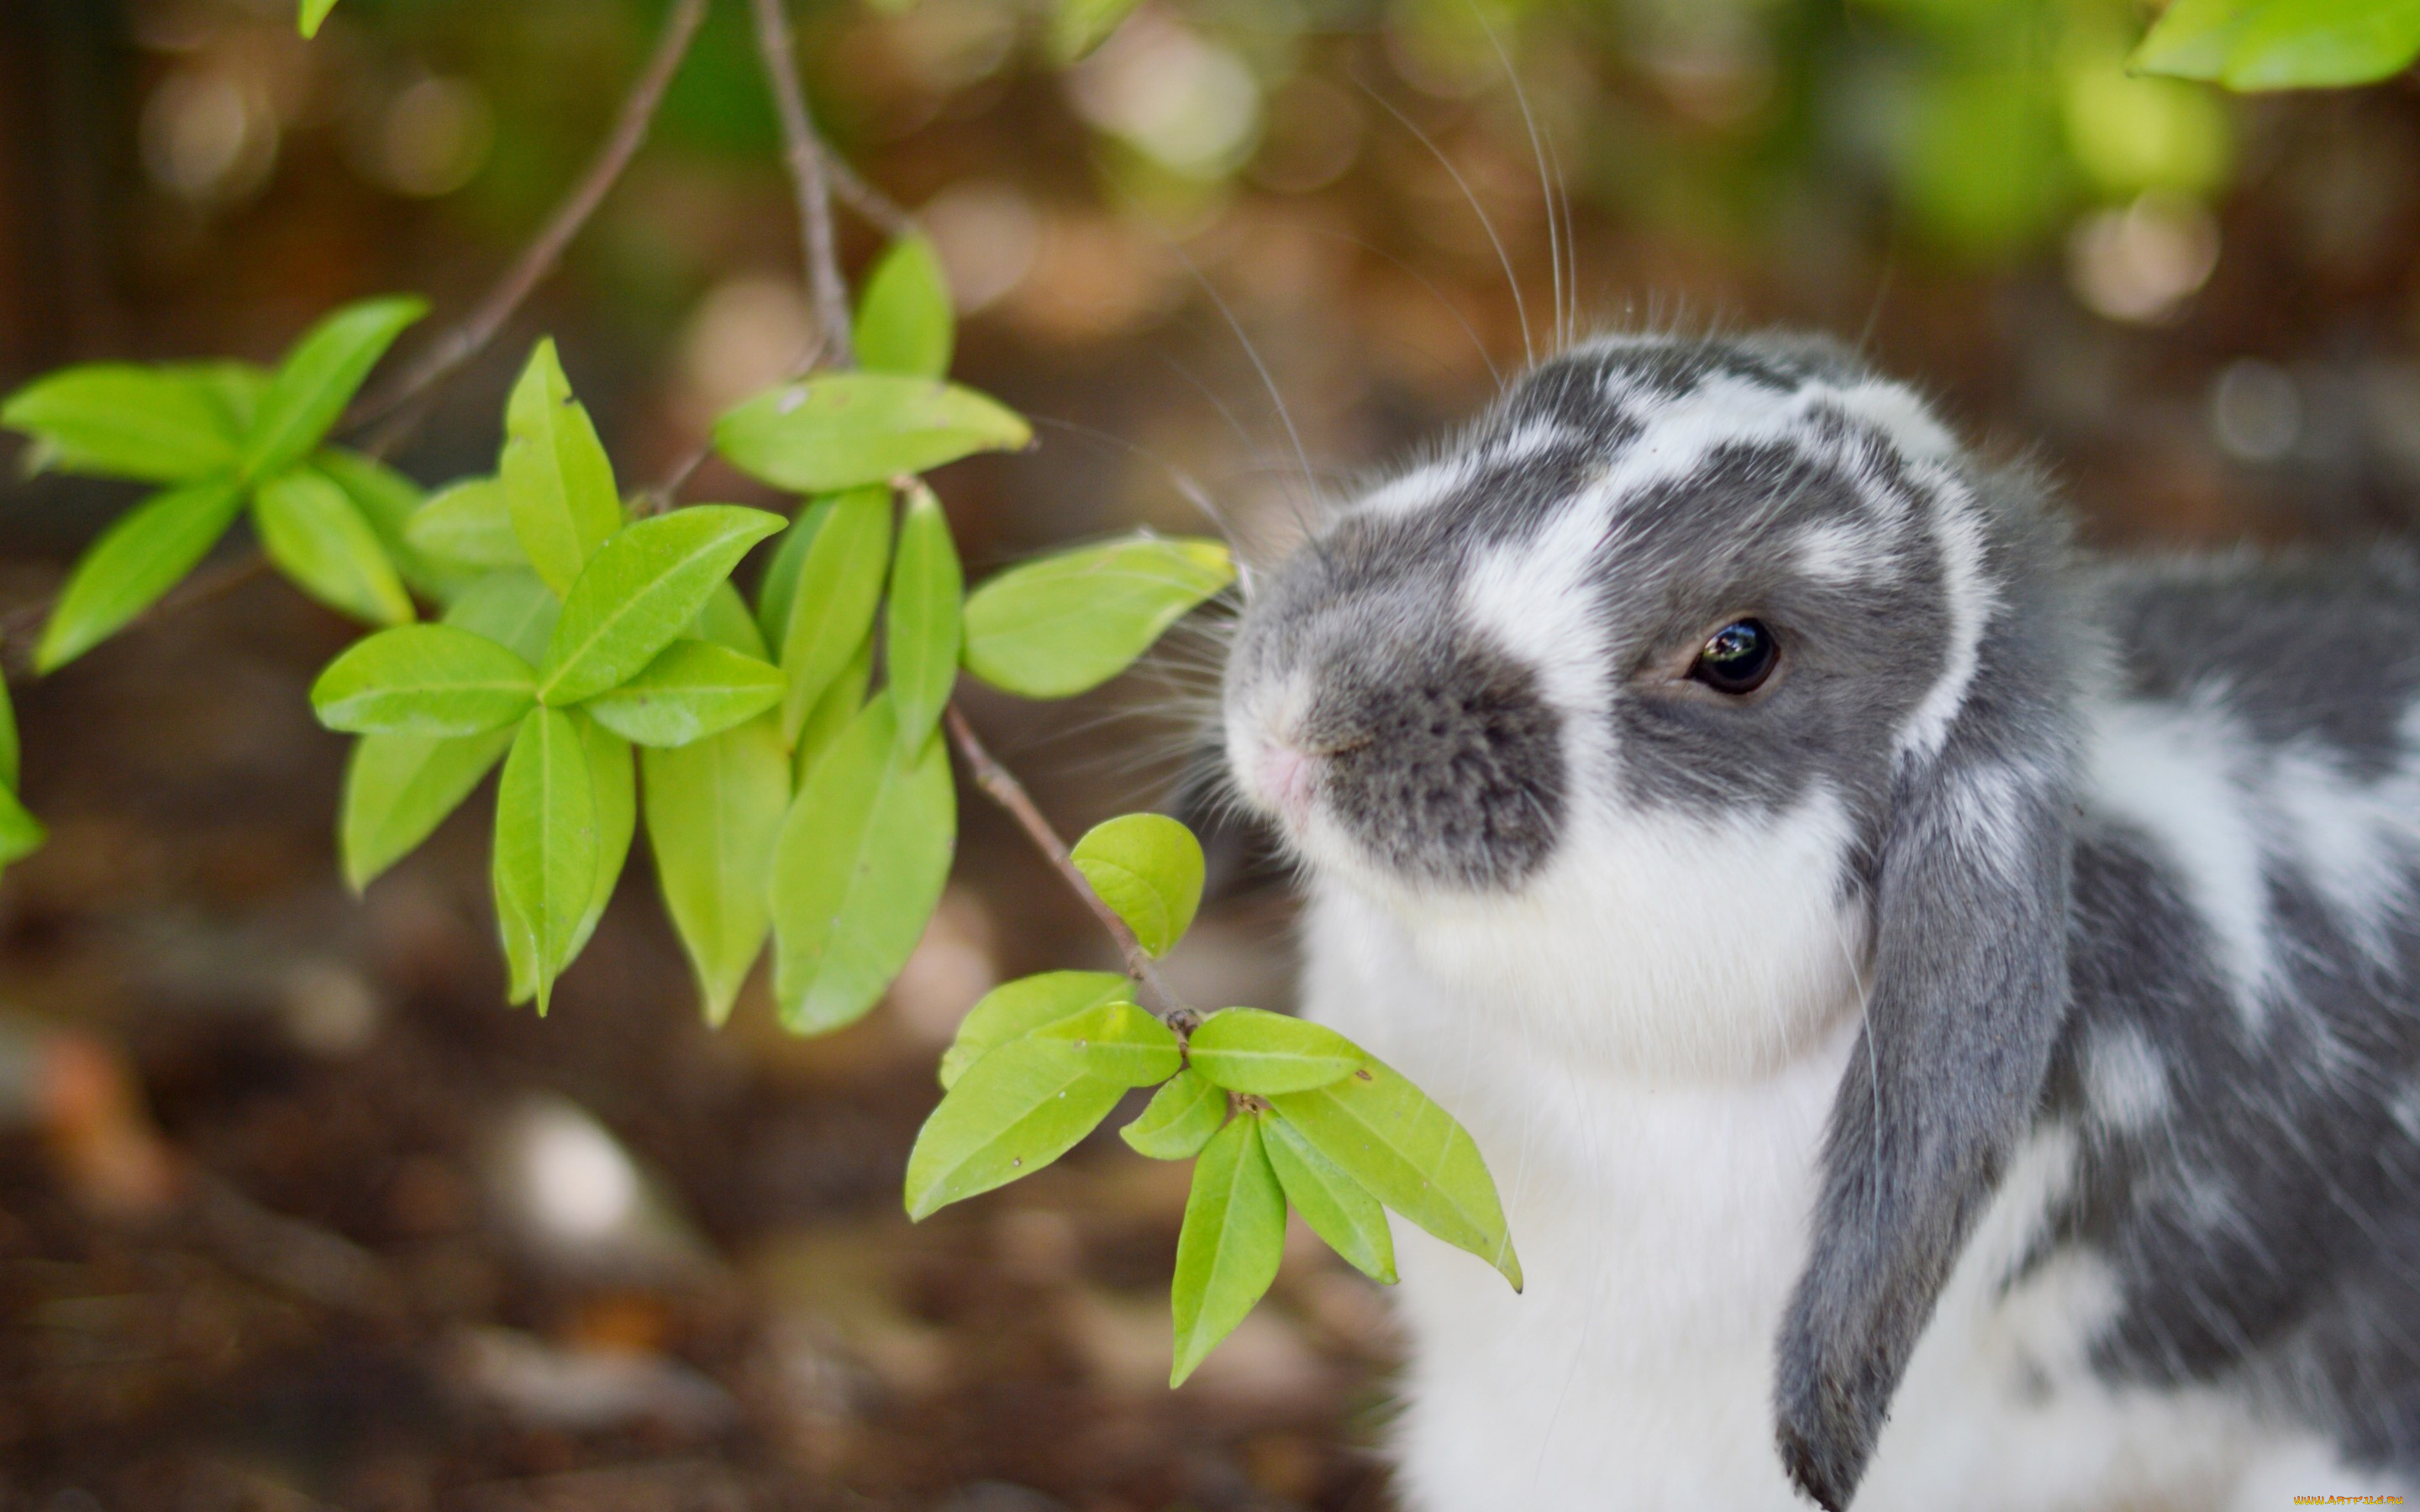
<box><xmin>1691</xmin><ymin>619</ymin><xmax>1777</xmax><ymax>695</ymax></box>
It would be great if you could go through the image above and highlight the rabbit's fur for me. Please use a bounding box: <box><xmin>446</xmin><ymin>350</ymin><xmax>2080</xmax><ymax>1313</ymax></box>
<box><xmin>1219</xmin><ymin>332</ymin><xmax>2420</xmax><ymax>1509</ymax></box>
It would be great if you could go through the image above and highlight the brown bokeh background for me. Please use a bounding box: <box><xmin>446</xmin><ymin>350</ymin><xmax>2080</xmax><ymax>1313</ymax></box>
<box><xmin>4</xmin><ymin>1</ymin><xmax>2420</xmax><ymax>1508</ymax></box>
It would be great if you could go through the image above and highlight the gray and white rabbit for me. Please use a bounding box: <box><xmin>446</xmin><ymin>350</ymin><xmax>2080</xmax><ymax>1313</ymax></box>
<box><xmin>1218</xmin><ymin>330</ymin><xmax>2420</xmax><ymax>1509</ymax></box>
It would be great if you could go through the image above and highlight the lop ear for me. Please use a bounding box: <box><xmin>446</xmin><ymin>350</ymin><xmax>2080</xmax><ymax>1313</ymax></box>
<box><xmin>1772</xmin><ymin>680</ymin><xmax>2076</xmax><ymax>1508</ymax></box>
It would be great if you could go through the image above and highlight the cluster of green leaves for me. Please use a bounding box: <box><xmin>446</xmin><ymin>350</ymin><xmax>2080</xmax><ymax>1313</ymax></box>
<box><xmin>1</xmin><ymin>144</ymin><xmax>1498</xmax><ymax>1382</ymax></box>
<box><xmin>2132</xmin><ymin>0</ymin><xmax>2420</xmax><ymax>90</ymax></box>
<box><xmin>909</xmin><ymin>814</ymin><xmax>1519</xmax><ymax>1383</ymax></box>
<box><xmin>277</xmin><ymin>235</ymin><xmax>1235</xmax><ymax>1042</ymax></box>
<box><xmin>3</xmin><ymin>298</ymin><xmax>438</xmax><ymax>671</ymax></box>
<box><xmin>308</xmin><ymin>334</ymin><xmax>789</xmax><ymax>1011</ymax></box>
<box><xmin>0</xmin><ymin>296</ymin><xmax>451</xmax><ymax>879</ymax></box>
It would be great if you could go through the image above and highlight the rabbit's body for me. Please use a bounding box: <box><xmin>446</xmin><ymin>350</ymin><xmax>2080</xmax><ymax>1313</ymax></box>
<box><xmin>1223</xmin><ymin>333</ymin><xmax>2420</xmax><ymax>1508</ymax></box>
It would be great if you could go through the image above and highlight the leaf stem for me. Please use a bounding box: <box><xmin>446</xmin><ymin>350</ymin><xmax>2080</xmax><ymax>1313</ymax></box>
<box><xmin>745</xmin><ymin>0</ymin><xmax>855</xmax><ymax>369</ymax></box>
<box><xmin>826</xmin><ymin>152</ymin><xmax>915</xmax><ymax>242</ymax></box>
<box><xmin>348</xmin><ymin>0</ymin><xmax>713</xmax><ymax>452</ymax></box>
<box><xmin>944</xmin><ymin>701</ymin><xmax>1190</xmax><ymax>1021</ymax></box>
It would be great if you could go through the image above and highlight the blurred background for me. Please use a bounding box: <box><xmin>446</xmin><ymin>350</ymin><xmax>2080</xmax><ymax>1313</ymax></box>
<box><xmin>2</xmin><ymin>0</ymin><xmax>2417</xmax><ymax>1507</ymax></box>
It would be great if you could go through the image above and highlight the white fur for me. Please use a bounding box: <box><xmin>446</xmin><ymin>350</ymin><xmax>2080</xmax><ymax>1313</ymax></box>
<box><xmin>1297</xmin><ymin>876</ymin><xmax>2352</xmax><ymax>1511</ymax></box>
<box><xmin>1797</xmin><ymin>518</ymin><xmax>1886</xmax><ymax>585</ymax></box>
<box><xmin>1895</xmin><ymin>471</ymin><xmax>1996</xmax><ymax>761</ymax></box>
<box><xmin>2086</xmin><ymin>692</ymin><xmax>2282</xmax><ymax>1034</ymax></box>
<box><xmin>1253</xmin><ymin>676</ymin><xmax>2376</xmax><ymax>1509</ymax></box>
<box><xmin>2083</xmin><ymin>1024</ymin><xmax>2172</xmax><ymax>1133</ymax></box>
<box><xmin>2266</xmin><ymin>738</ymin><xmax>2420</xmax><ymax>968</ymax></box>
<box><xmin>1462</xmin><ymin>484</ymin><xmax>1620</xmax><ymax>735</ymax></box>
<box><xmin>1944</xmin><ymin>759</ymin><xmax>2034</xmax><ymax>883</ymax></box>
<box><xmin>1360</xmin><ymin>459</ymin><xmax>1470</xmax><ymax>519</ymax></box>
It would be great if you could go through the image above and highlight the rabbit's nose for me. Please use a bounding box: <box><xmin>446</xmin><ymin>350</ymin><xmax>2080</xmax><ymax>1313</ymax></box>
<box><xmin>1257</xmin><ymin>745</ymin><xmax>1318</xmax><ymax>822</ymax></box>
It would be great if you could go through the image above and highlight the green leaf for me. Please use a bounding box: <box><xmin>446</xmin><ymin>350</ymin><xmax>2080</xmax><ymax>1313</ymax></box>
<box><xmin>331</xmin><ymin>569</ymin><xmax>555</xmax><ymax>891</ymax></box>
<box><xmin>252</xmin><ymin>467</ymin><xmax>416</xmax><ymax>626</ymax></box>
<box><xmin>310</xmin><ymin>624</ymin><xmax>536</xmax><ymax>737</ymax></box>
<box><xmin>34</xmin><ymin>480</ymin><xmax>245</xmax><ymax>672</ymax></box>
<box><xmin>339</xmin><ymin>727</ymin><xmax>516</xmax><ymax>892</ymax></box>
<box><xmin>642</xmin><ymin>714</ymin><xmax>788</xmax><ymax>1024</ymax></box>
<box><xmin>795</xmin><ymin>630</ymin><xmax>873</xmax><ymax>785</ymax></box>
<box><xmin>3</xmin><ymin>365</ymin><xmax>246</xmax><ymax>482</ymax></box>
<box><xmin>903</xmin><ymin>1032</ymin><xmax>1128</xmax><ymax>1220</ymax></box>
<box><xmin>563</xmin><ymin>713</ymin><xmax>634</xmax><ymax>971</ymax></box>
<box><xmin>1053</xmin><ymin>0</ymin><xmax>1144</xmax><ymax>61</ymax></box>
<box><xmin>0</xmin><ymin>668</ymin><xmax>18</xmax><ymax>792</ymax></box>
<box><xmin>2223</xmin><ymin>0</ymin><xmax>2420</xmax><ymax>89</ymax></box>
<box><xmin>770</xmin><ymin>489</ymin><xmax>892</xmax><ymax>744</ymax></box>
<box><xmin>1264</xmin><ymin>1110</ymin><xmax>1396</xmax><ymax>1284</ymax></box>
<box><xmin>581</xmin><ymin>638</ymin><xmax>785</xmax><ymax>747</ymax></box>
<box><xmin>539</xmin><ymin>505</ymin><xmax>786</xmax><ymax>706</ymax></box>
<box><xmin>692</xmin><ymin>580</ymin><xmax>769</xmax><ymax>659</ymax></box>
<box><xmin>442</xmin><ymin>570</ymin><xmax>560</xmax><ymax>664</ymax></box>
<box><xmin>939</xmin><ymin>969</ymin><xmax>1133</xmax><ymax>1089</ymax></box>
<box><xmin>715</xmin><ymin>373</ymin><xmax>1032</xmax><ymax>493</ymax></box>
<box><xmin>187</xmin><ymin>362</ymin><xmax>271</xmax><ymax>440</ymax></box>
<box><xmin>0</xmin><ymin>780</ymin><xmax>45</xmax><ymax>869</ymax></box>
<box><xmin>242</xmin><ymin>296</ymin><xmax>426</xmax><ymax>481</ymax></box>
<box><xmin>1268</xmin><ymin>1056</ymin><xmax>1520</xmax><ymax>1290</ymax></box>
<box><xmin>1028</xmin><ymin>1000</ymin><xmax>1181</xmax><ymax>1086</ymax></box>
<box><xmin>1071</xmin><ymin>812</ymin><xmax>1203</xmax><ymax>957</ymax></box>
<box><xmin>299</xmin><ymin>0</ymin><xmax>340</xmax><ymax>37</ymax></box>
<box><xmin>753</xmin><ymin>501</ymin><xmax>818</xmax><ymax>653</ymax></box>
<box><xmin>771</xmin><ymin>693</ymin><xmax>956</xmax><ymax>1034</ymax></box>
<box><xmin>855</xmin><ymin>237</ymin><xmax>955</xmax><ymax>378</ymax></box>
<box><xmin>405</xmin><ymin>476</ymin><xmax>523</xmax><ymax>569</ymax></box>
<box><xmin>502</xmin><ymin>339</ymin><xmax>624</xmax><ymax>596</ymax></box>
<box><xmin>316</xmin><ymin>448</ymin><xmax>478</xmax><ymax>603</ymax></box>
<box><xmin>962</xmin><ymin>536</ymin><xmax>1234</xmax><ymax>698</ymax></box>
<box><xmin>1170</xmin><ymin>1115</ymin><xmax>1287</xmax><ymax>1386</ymax></box>
<box><xmin>2130</xmin><ymin>0</ymin><xmax>2255</xmax><ymax>80</ymax></box>
<box><xmin>1120</xmin><ymin>1068</ymin><xmax>1227</xmax><ymax>1159</ymax></box>
<box><xmin>886</xmin><ymin>486</ymin><xmax>962</xmax><ymax>756</ymax></box>
<box><xmin>1186</xmin><ymin>1007</ymin><xmax>1365</xmax><ymax>1096</ymax></box>
<box><xmin>492</xmin><ymin>706</ymin><xmax>598</xmax><ymax>1013</ymax></box>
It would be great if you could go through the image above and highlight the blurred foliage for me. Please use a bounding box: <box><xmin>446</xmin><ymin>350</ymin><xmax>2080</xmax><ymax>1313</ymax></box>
<box><xmin>279</xmin><ymin>0</ymin><xmax>2248</xmax><ymax>274</ymax></box>
<box><xmin>2133</xmin><ymin>0</ymin><xmax>2420</xmax><ymax>91</ymax></box>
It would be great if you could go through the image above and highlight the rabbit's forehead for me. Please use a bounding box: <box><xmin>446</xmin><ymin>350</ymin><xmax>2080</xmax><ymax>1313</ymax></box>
<box><xmin>1439</xmin><ymin>348</ymin><xmax>1986</xmax><ymax>743</ymax></box>
<box><xmin>1226</xmin><ymin>334</ymin><xmax>2007</xmax><ymax>885</ymax></box>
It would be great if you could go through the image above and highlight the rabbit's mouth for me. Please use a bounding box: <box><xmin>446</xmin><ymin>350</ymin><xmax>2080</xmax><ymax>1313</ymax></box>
<box><xmin>1232</xmin><ymin>726</ymin><xmax>1356</xmax><ymax>827</ymax></box>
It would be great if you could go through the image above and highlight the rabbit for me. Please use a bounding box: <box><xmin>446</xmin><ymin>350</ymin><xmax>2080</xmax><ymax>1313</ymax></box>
<box><xmin>1216</xmin><ymin>328</ymin><xmax>2420</xmax><ymax>1510</ymax></box>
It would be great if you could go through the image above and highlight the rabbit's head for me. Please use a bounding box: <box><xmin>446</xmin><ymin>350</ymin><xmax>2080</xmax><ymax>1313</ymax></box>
<box><xmin>1221</xmin><ymin>331</ymin><xmax>2086</xmax><ymax>1509</ymax></box>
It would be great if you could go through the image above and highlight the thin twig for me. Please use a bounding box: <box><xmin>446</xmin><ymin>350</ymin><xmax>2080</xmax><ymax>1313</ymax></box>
<box><xmin>1</xmin><ymin>0</ymin><xmax>713</xmax><ymax>669</ymax></box>
<box><xmin>735</xmin><ymin>12</ymin><xmax>1176</xmax><ymax>1023</ymax></box>
<box><xmin>745</xmin><ymin>0</ymin><xmax>854</xmax><ymax>368</ymax></box>
<box><xmin>826</xmin><ymin>152</ymin><xmax>914</xmax><ymax>240</ymax></box>
<box><xmin>630</xmin><ymin>335</ymin><xmax>828</xmax><ymax>517</ymax></box>
<box><xmin>944</xmin><ymin>702</ymin><xmax>1190</xmax><ymax>1022</ymax></box>
<box><xmin>1</xmin><ymin>554</ymin><xmax>267</xmax><ymax>676</ymax></box>
<box><xmin>349</xmin><ymin>0</ymin><xmax>713</xmax><ymax>451</ymax></box>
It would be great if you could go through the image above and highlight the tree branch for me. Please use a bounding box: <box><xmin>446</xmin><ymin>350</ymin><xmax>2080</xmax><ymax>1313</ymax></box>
<box><xmin>1</xmin><ymin>554</ymin><xmax>267</xmax><ymax>676</ymax></box>
<box><xmin>348</xmin><ymin>0</ymin><xmax>713</xmax><ymax>452</ymax></box>
<box><xmin>944</xmin><ymin>702</ymin><xmax>1190</xmax><ymax>1022</ymax></box>
<box><xmin>745</xmin><ymin>0</ymin><xmax>854</xmax><ymax>368</ymax></box>
<box><xmin>734</xmin><ymin>25</ymin><xmax>1180</xmax><ymax>1021</ymax></box>
<box><xmin>2</xmin><ymin>0</ymin><xmax>713</xmax><ymax>672</ymax></box>
<box><xmin>826</xmin><ymin>152</ymin><xmax>914</xmax><ymax>241</ymax></box>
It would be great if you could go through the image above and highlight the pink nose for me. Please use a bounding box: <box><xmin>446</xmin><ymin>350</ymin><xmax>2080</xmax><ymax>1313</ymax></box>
<box><xmin>1258</xmin><ymin>745</ymin><xmax>1315</xmax><ymax>818</ymax></box>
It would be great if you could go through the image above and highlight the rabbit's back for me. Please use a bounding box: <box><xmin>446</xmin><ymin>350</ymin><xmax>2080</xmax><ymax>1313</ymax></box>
<box><xmin>2047</xmin><ymin>549</ymin><xmax>2420</xmax><ymax>1471</ymax></box>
